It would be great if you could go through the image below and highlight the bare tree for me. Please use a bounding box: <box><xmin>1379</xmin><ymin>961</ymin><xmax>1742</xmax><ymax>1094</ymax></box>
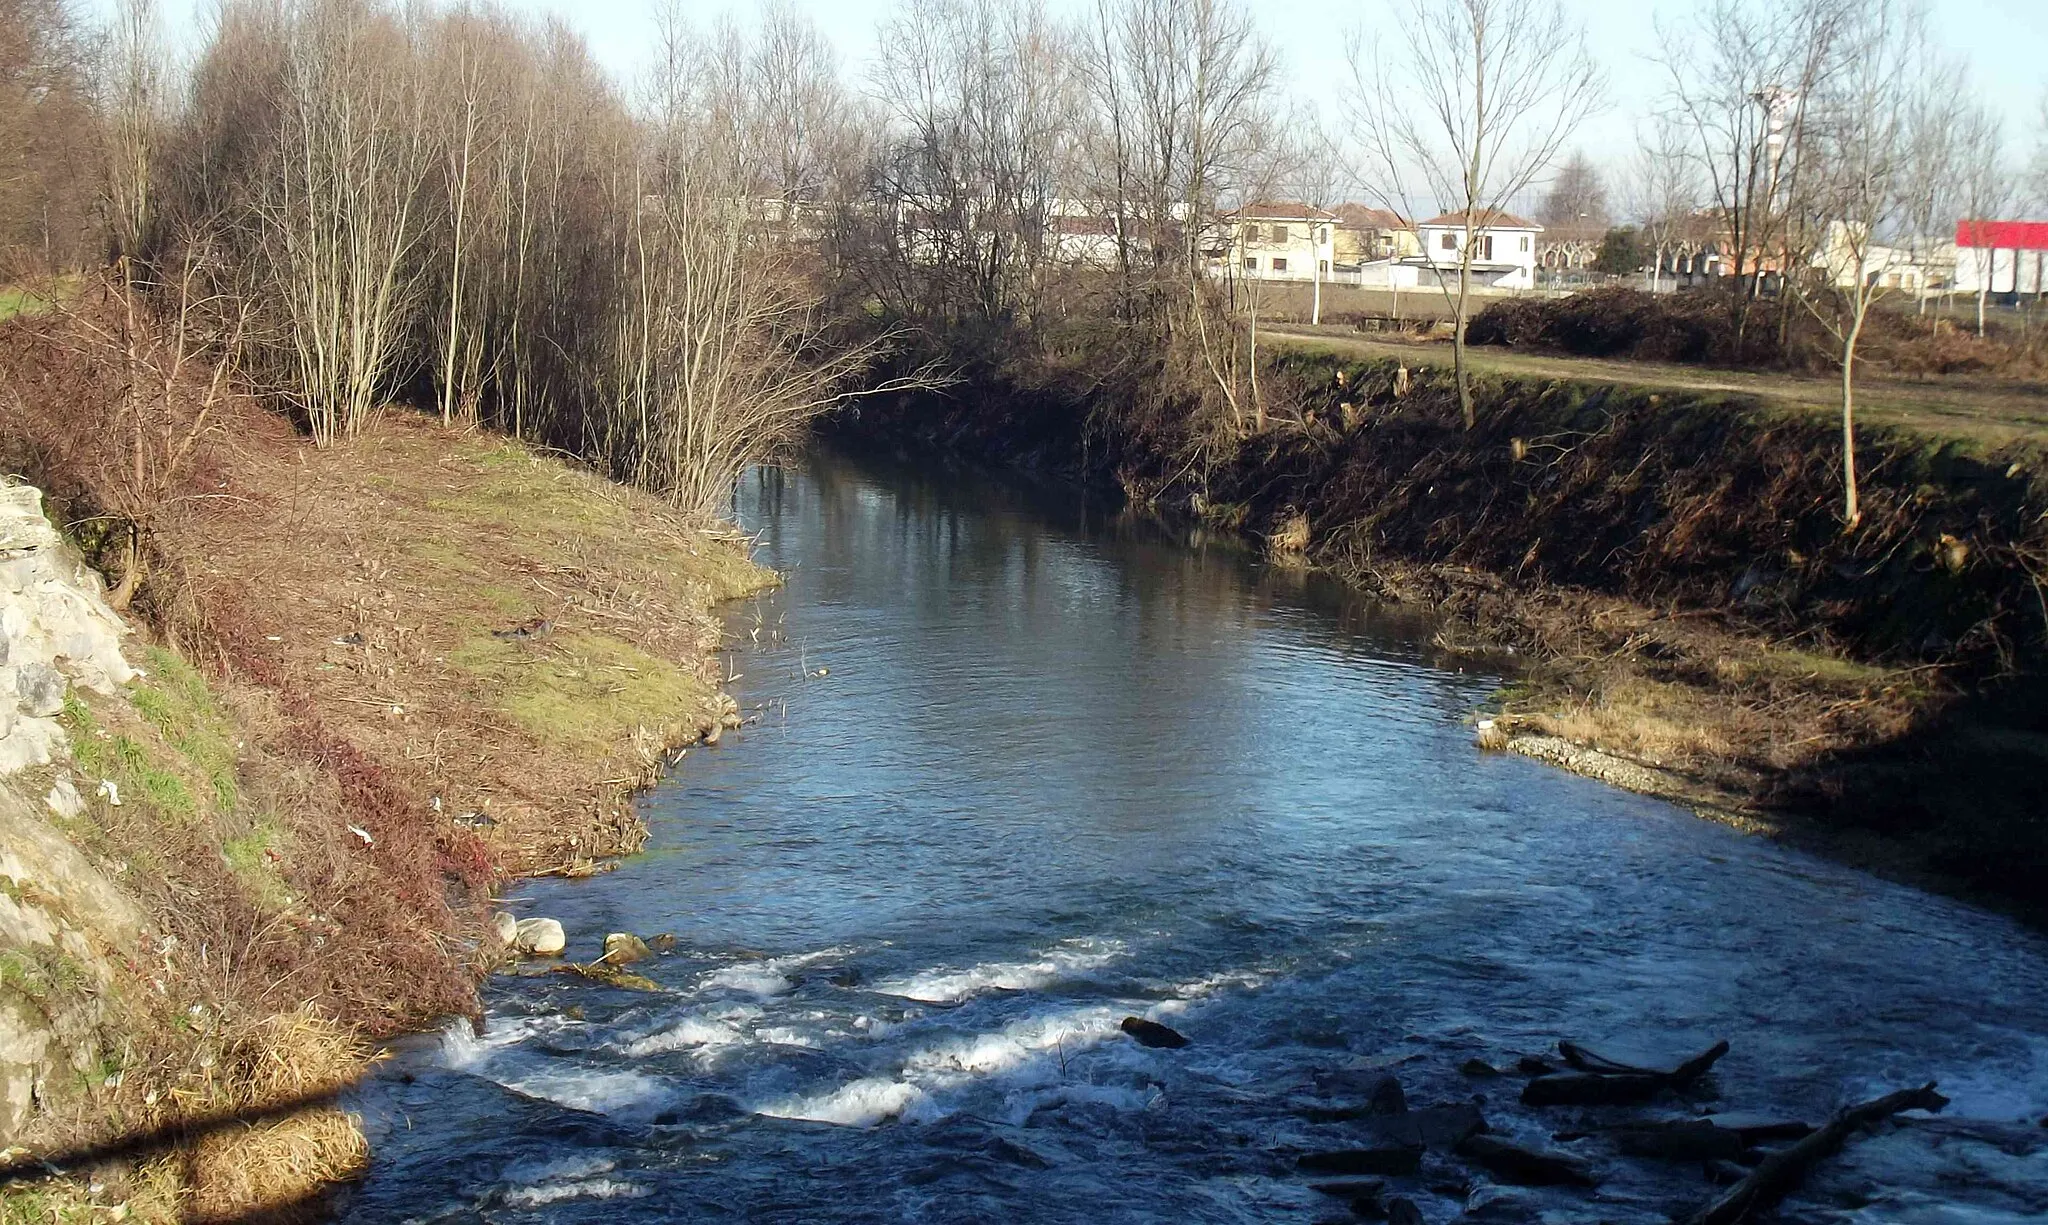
<box><xmin>1798</xmin><ymin>0</ymin><xmax>1928</xmax><ymax>529</ymax></box>
<box><xmin>1890</xmin><ymin>51</ymin><xmax>1963</xmax><ymax>323</ymax></box>
<box><xmin>868</xmin><ymin>0</ymin><xmax>1083</xmax><ymax>331</ymax></box>
<box><xmin>1347</xmin><ymin>0</ymin><xmax>1604</xmax><ymax>428</ymax></box>
<box><xmin>101</xmin><ymin>0</ymin><xmax>169</xmax><ymax>264</ymax></box>
<box><xmin>1538</xmin><ymin>149</ymin><xmax>1609</xmax><ymax>228</ymax></box>
<box><xmin>1625</xmin><ymin>115</ymin><xmax>1705</xmax><ymax>293</ymax></box>
<box><xmin>1656</xmin><ymin>0</ymin><xmax>1852</xmax><ymax>360</ymax></box>
<box><xmin>2031</xmin><ymin>91</ymin><xmax>2048</xmax><ymax>212</ymax></box>
<box><xmin>1952</xmin><ymin>103</ymin><xmax>2009</xmax><ymax>337</ymax></box>
<box><xmin>0</xmin><ymin>0</ymin><xmax>98</xmax><ymax>273</ymax></box>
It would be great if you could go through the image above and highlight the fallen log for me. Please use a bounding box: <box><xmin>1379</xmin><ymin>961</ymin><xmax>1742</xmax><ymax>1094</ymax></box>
<box><xmin>1524</xmin><ymin>1040</ymin><xmax>1730</xmax><ymax>1107</ymax></box>
<box><xmin>1681</xmin><ymin>1083</ymin><xmax>1948</xmax><ymax>1225</ymax></box>
<box><xmin>1611</xmin><ymin>1120</ymin><xmax>1748</xmax><ymax>1162</ymax></box>
<box><xmin>1455</xmin><ymin>1134</ymin><xmax>1599</xmax><ymax>1187</ymax></box>
<box><xmin>1560</xmin><ymin>1039</ymin><xmax>1731</xmax><ymax>1082</ymax></box>
<box><xmin>1523</xmin><ymin>1072</ymin><xmax>1671</xmax><ymax>1107</ymax></box>
<box><xmin>1559</xmin><ymin>1041</ymin><xmax>1656</xmax><ymax>1075</ymax></box>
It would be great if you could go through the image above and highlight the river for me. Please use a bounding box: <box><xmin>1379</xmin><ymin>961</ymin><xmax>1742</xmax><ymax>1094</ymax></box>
<box><xmin>338</xmin><ymin>450</ymin><xmax>2048</xmax><ymax>1224</ymax></box>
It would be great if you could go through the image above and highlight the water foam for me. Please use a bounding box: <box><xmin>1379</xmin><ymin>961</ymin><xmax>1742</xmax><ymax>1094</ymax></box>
<box><xmin>502</xmin><ymin>1178</ymin><xmax>650</xmax><ymax>1206</ymax></box>
<box><xmin>755</xmin><ymin>1076</ymin><xmax>931</xmax><ymax>1126</ymax></box>
<box><xmin>902</xmin><ymin>1006</ymin><xmax>1125</xmax><ymax>1079</ymax></box>
<box><xmin>873</xmin><ymin>939</ymin><xmax>1127</xmax><ymax>1003</ymax></box>
<box><xmin>622</xmin><ymin>1005</ymin><xmax>765</xmax><ymax>1057</ymax></box>
<box><xmin>498</xmin><ymin>1067</ymin><xmax>671</xmax><ymax>1120</ymax></box>
<box><xmin>699</xmin><ymin>947</ymin><xmax>855</xmax><ymax>997</ymax></box>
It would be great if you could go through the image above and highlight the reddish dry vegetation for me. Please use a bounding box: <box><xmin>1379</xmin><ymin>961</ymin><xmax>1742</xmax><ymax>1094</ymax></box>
<box><xmin>1</xmin><ymin>302</ymin><xmax>762</xmax><ymax>1217</ymax></box>
<box><xmin>2</xmin><ymin>301</ymin><xmax>761</xmax><ymax>1017</ymax></box>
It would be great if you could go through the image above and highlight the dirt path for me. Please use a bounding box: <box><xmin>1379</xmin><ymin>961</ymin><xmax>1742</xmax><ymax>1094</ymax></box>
<box><xmin>1266</xmin><ymin>328</ymin><xmax>2048</xmax><ymax>449</ymax></box>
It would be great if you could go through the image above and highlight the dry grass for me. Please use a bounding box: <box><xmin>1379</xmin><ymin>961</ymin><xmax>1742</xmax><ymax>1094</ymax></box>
<box><xmin>165</xmin><ymin>407</ymin><xmax>772</xmax><ymax>872</ymax></box>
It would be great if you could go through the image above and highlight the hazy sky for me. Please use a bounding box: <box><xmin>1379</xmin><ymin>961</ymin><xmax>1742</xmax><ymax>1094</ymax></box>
<box><xmin>106</xmin><ymin>0</ymin><xmax>2048</xmax><ymax>205</ymax></box>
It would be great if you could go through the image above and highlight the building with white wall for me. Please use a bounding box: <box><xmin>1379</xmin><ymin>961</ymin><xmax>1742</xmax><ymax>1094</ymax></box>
<box><xmin>1954</xmin><ymin>220</ymin><xmax>2048</xmax><ymax>297</ymax></box>
<box><xmin>1227</xmin><ymin>203</ymin><xmax>1340</xmax><ymax>282</ymax></box>
<box><xmin>1411</xmin><ymin>209</ymin><xmax>1542</xmax><ymax>289</ymax></box>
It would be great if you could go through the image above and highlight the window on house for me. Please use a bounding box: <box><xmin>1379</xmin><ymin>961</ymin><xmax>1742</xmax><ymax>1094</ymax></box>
<box><xmin>1520</xmin><ymin>235</ymin><xmax>1530</xmax><ymax>252</ymax></box>
<box><xmin>1440</xmin><ymin>231</ymin><xmax>1457</xmax><ymax>251</ymax></box>
<box><xmin>1481</xmin><ymin>235</ymin><xmax>1493</xmax><ymax>260</ymax></box>
<box><xmin>1273</xmin><ymin>225</ymin><xmax>1289</xmax><ymax>242</ymax></box>
<box><xmin>1244</xmin><ymin>224</ymin><xmax>1261</xmax><ymax>242</ymax></box>
<box><xmin>1272</xmin><ymin>257</ymin><xmax>1289</xmax><ymax>272</ymax></box>
<box><xmin>1319</xmin><ymin>259</ymin><xmax>1329</xmax><ymax>273</ymax></box>
<box><xmin>1244</xmin><ymin>256</ymin><xmax>1258</xmax><ymax>271</ymax></box>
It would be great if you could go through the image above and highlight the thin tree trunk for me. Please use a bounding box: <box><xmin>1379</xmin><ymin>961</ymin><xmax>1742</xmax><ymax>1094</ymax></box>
<box><xmin>1841</xmin><ymin>307</ymin><xmax>1866</xmax><ymax>529</ymax></box>
<box><xmin>1454</xmin><ymin>252</ymin><xmax>1474</xmax><ymax>430</ymax></box>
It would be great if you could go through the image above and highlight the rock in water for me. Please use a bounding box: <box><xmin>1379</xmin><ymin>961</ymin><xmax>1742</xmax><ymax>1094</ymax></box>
<box><xmin>1386</xmin><ymin>1196</ymin><xmax>1424</xmax><ymax>1225</ymax></box>
<box><xmin>1120</xmin><ymin>1016</ymin><xmax>1189</xmax><ymax>1049</ymax></box>
<box><xmin>1297</xmin><ymin>1146</ymin><xmax>1425</xmax><ymax>1177</ymax></box>
<box><xmin>513</xmin><ymin>917</ymin><xmax>566</xmax><ymax>956</ymax></box>
<box><xmin>1313</xmin><ymin>1068</ymin><xmax>1407</xmax><ymax>1116</ymax></box>
<box><xmin>603</xmin><ymin>932</ymin><xmax>653</xmax><ymax>964</ymax></box>
<box><xmin>491</xmin><ymin>911</ymin><xmax>518</xmax><ymax>945</ymax></box>
<box><xmin>1455</xmin><ymin>1134</ymin><xmax>1599</xmax><ymax>1187</ymax></box>
<box><xmin>1372</xmin><ymin>1103</ymin><xmax>1488</xmax><ymax>1149</ymax></box>
<box><xmin>647</xmin><ymin>934</ymin><xmax>678</xmax><ymax>953</ymax></box>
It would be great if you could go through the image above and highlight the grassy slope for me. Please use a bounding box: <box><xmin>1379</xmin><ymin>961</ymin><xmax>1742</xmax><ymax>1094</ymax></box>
<box><xmin>169</xmin><ymin>408</ymin><xmax>770</xmax><ymax>873</ymax></box>
<box><xmin>1</xmin><ymin>339</ymin><xmax>769</xmax><ymax>1219</ymax></box>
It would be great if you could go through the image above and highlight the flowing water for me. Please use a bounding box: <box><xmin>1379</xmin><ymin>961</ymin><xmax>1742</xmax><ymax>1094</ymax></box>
<box><xmin>340</xmin><ymin>451</ymin><xmax>2048</xmax><ymax>1224</ymax></box>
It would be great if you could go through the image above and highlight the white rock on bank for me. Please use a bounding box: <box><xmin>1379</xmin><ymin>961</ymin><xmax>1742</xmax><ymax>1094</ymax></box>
<box><xmin>512</xmin><ymin>917</ymin><xmax>566</xmax><ymax>956</ymax></box>
<box><xmin>491</xmin><ymin>911</ymin><xmax>519</xmax><ymax>945</ymax></box>
<box><xmin>0</xmin><ymin>482</ymin><xmax>136</xmax><ymax>780</ymax></box>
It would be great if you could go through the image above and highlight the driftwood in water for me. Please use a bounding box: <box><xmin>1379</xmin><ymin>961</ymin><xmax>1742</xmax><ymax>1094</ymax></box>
<box><xmin>1523</xmin><ymin>1040</ymin><xmax>1730</xmax><ymax>1107</ymax></box>
<box><xmin>1455</xmin><ymin>1134</ymin><xmax>1600</xmax><ymax>1186</ymax></box>
<box><xmin>1559</xmin><ymin>1041</ymin><xmax>1657</xmax><ymax>1075</ymax></box>
<box><xmin>1681</xmin><ymin>1082</ymin><xmax>1948</xmax><ymax>1225</ymax></box>
<box><xmin>1611</xmin><ymin>1120</ymin><xmax>1749</xmax><ymax>1162</ymax></box>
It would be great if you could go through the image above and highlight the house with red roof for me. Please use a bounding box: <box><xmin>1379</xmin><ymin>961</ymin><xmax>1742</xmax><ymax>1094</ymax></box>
<box><xmin>1412</xmin><ymin>209</ymin><xmax>1544</xmax><ymax>290</ymax></box>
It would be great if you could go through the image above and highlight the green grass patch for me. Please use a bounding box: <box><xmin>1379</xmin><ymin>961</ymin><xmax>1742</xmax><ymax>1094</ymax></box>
<box><xmin>221</xmin><ymin>820</ymin><xmax>290</xmax><ymax>910</ymax></box>
<box><xmin>449</xmin><ymin>630</ymin><xmax>711</xmax><ymax>755</ymax></box>
<box><xmin>0</xmin><ymin>947</ymin><xmax>89</xmax><ymax>1006</ymax></box>
<box><xmin>130</xmin><ymin>647</ymin><xmax>240</xmax><ymax>813</ymax></box>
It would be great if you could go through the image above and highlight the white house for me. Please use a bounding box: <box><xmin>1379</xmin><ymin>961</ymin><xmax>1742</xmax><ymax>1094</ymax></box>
<box><xmin>1411</xmin><ymin>209</ymin><xmax>1543</xmax><ymax>290</ymax></box>
<box><xmin>1225</xmin><ymin>203</ymin><xmax>1345</xmax><ymax>282</ymax></box>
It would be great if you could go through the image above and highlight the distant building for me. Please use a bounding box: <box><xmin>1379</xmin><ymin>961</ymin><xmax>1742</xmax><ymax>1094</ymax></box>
<box><xmin>1954</xmin><ymin>219</ymin><xmax>2048</xmax><ymax>297</ymax></box>
<box><xmin>1332</xmin><ymin>204</ymin><xmax>1421</xmax><ymax>269</ymax></box>
<box><xmin>1411</xmin><ymin>209</ymin><xmax>1543</xmax><ymax>290</ymax></box>
<box><xmin>1227</xmin><ymin>202</ymin><xmax>1340</xmax><ymax>282</ymax></box>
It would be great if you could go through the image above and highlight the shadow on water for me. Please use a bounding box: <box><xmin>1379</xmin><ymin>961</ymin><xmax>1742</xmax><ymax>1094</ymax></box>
<box><xmin>334</xmin><ymin>448</ymin><xmax>2048</xmax><ymax>1225</ymax></box>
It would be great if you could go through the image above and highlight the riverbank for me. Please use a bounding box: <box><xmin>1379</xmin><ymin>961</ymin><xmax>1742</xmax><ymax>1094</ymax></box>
<box><xmin>0</xmin><ymin>306</ymin><xmax>769</xmax><ymax>1220</ymax></box>
<box><xmin>830</xmin><ymin>344</ymin><xmax>2048</xmax><ymax>922</ymax></box>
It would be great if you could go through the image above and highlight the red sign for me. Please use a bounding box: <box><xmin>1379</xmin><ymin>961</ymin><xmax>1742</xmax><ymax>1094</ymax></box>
<box><xmin>1956</xmin><ymin>220</ymin><xmax>2048</xmax><ymax>249</ymax></box>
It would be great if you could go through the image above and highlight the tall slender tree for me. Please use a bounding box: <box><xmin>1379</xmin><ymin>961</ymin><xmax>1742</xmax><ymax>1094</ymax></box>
<box><xmin>1347</xmin><ymin>0</ymin><xmax>1604</xmax><ymax>429</ymax></box>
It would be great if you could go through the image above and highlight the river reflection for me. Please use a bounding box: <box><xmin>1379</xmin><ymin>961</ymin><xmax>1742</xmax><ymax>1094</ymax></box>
<box><xmin>339</xmin><ymin>450</ymin><xmax>2048</xmax><ymax>1225</ymax></box>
